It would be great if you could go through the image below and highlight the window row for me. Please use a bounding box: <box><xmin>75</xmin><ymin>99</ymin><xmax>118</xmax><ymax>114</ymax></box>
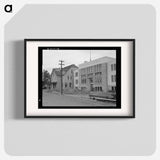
<box><xmin>64</xmin><ymin>82</ymin><xmax>72</xmax><ymax>88</ymax></box>
<box><xmin>111</xmin><ymin>64</ymin><xmax>116</xmax><ymax>71</ymax></box>
<box><xmin>111</xmin><ymin>75</ymin><xmax>116</xmax><ymax>82</ymax></box>
<box><xmin>81</xmin><ymin>77</ymin><xmax>102</xmax><ymax>84</ymax></box>
<box><xmin>67</xmin><ymin>75</ymin><xmax>72</xmax><ymax>80</ymax></box>
<box><xmin>95</xmin><ymin>77</ymin><xmax>102</xmax><ymax>84</ymax></box>
<box><xmin>111</xmin><ymin>86</ymin><xmax>116</xmax><ymax>91</ymax></box>
<box><xmin>80</xmin><ymin>64</ymin><xmax>102</xmax><ymax>74</ymax></box>
<box><xmin>81</xmin><ymin>72</ymin><xmax>102</xmax><ymax>78</ymax></box>
<box><xmin>94</xmin><ymin>86</ymin><xmax>102</xmax><ymax>92</ymax></box>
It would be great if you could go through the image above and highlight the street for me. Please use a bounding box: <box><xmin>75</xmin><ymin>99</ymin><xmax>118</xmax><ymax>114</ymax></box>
<box><xmin>42</xmin><ymin>91</ymin><xmax>116</xmax><ymax>107</ymax></box>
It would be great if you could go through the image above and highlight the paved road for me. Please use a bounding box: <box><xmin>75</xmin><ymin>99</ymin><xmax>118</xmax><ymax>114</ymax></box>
<box><xmin>42</xmin><ymin>91</ymin><xmax>116</xmax><ymax>107</ymax></box>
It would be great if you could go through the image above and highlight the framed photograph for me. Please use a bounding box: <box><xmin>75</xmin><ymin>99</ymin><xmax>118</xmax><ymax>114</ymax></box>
<box><xmin>25</xmin><ymin>39</ymin><xmax>135</xmax><ymax>118</ymax></box>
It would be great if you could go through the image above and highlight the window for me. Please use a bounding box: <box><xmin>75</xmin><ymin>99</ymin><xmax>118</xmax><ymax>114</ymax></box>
<box><xmin>111</xmin><ymin>64</ymin><xmax>116</xmax><ymax>71</ymax></box>
<box><xmin>100</xmin><ymin>64</ymin><xmax>102</xmax><ymax>71</ymax></box>
<box><xmin>76</xmin><ymin>79</ymin><xmax>78</xmax><ymax>84</ymax></box>
<box><xmin>97</xmin><ymin>65</ymin><xmax>99</xmax><ymax>72</ymax></box>
<box><xmin>94</xmin><ymin>65</ymin><xmax>96</xmax><ymax>72</ymax></box>
<box><xmin>91</xmin><ymin>66</ymin><xmax>93</xmax><ymax>72</ymax></box>
<box><xmin>75</xmin><ymin>72</ymin><xmax>78</xmax><ymax>77</ymax></box>
<box><xmin>69</xmin><ymin>83</ymin><xmax>72</xmax><ymax>87</ymax></box>
<box><xmin>111</xmin><ymin>75</ymin><xmax>116</xmax><ymax>82</ymax></box>
<box><xmin>90</xmin><ymin>78</ymin><xmax>93</xmax><ymax>83</ymax></box>
<box><xmin>114</xmin><ymin>64</ymin><xmax>116</xmax><ymax>70</ymax></box>
<box><xmin>111</xmin><ymin>64</ymin><xmax>113</xmax><ymax>71</ymax></box>
<box><xmin>111</xmin><ymin>86</ymin><xmax>116</xmax><ymax>91</ymax></box>
<box><xmin>97</xmin><ymin>86</ymin><xmax>102</xmax><ymax>91</ymax></box>
<box><xmin>97</xmin><ymin>64</ymin><xmax>102</xmax><ymax>72</ymax></box>
<box><xmin>65</xmin><ymin>83</ymin><xmax>67</xmax><ymax>88</ymax></box>
<box><xmin>81</xmin><ymin>79</ymin><xmax>86</xmax><ymax>84</ymax></box>
<box><xmin>114</xmin><ymin>75</ymin><xmax>116</xmax><ymax>82</ymax></box>
<box><xmin>111</xmin><ymin>75</ymin><xmax>114</xmax><ymax>82</ymax></box>
<box><xmin>99</xmin><ymin>77</ymin><xmax>102</xmax><ymax>83</ymax></box>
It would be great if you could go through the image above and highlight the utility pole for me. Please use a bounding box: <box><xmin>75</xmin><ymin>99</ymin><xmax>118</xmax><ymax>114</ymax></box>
<box><xmin>90</xmin><ymin>50</ymin><xmax>92</xmax><ymax>61</ymax></box>
<box><xmin>59</xmin><ymin>60</ymin><xmax>64</xmax><ymax>95</ymax></box>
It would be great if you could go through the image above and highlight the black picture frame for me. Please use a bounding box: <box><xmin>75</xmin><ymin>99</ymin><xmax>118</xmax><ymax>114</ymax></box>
<box><xmin>24</xmin><ymin>39</ymin><xmax>135</xmax><ymax>118</ymax></box>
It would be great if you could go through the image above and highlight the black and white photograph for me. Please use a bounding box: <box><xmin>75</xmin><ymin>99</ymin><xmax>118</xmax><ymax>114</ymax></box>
<box><xmin>40</xmin><ymin>47</ymin><xmax>119</xmax><ymax>108</ymax></box>
<box><xmin>25</xmin><ymin>39</ymin><xmax>135</xmax><ymax>117</ymax></box>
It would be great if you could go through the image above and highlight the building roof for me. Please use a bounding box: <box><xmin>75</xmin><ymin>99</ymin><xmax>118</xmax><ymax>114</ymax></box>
<box><xmin>79</xmin><ymin>56</ymin><xmax>116</xmax><ymax>69</ymax></box>
<box><xmin>51</xmin><ymin>64</ymin><xmax>78</xmax><ymax>76</ymax></box>
<box><xmin>63</xmin><ymin>64</ymin><xmax>78</xmax><ymax>72</ymax></box>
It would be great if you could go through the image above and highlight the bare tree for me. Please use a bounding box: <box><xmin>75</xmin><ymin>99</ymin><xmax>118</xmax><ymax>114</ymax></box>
<box><xmin>42</xmin><ymin>70</ymin><xmax>51</xmax><ymax>89</ymax></box>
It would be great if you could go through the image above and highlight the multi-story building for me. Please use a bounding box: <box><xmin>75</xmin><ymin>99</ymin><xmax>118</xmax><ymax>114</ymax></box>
<box><xmin>50</xmin><ymin>64</ymin><xmax>78</xmax><ymax>91</ymax></box>
<box><xmin>108</xmin><ymin>61</ymin><xmax>116</xmax><ymax>91</ymax></box>
<box><xmin>78</xmin><ymin>56</ymin><xmax>116</xmax><ymax>93</ymax></box>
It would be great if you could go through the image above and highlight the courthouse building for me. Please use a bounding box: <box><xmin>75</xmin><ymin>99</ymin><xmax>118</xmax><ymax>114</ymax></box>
<box><xmin>78</xmin><ymin>56</ymin><xmax>116</xmax><ymax>93</ymax></box>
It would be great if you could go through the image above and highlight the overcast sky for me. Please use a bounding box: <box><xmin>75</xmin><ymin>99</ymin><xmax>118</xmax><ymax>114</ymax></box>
<box><xmin>43</xmin><ymin>50</ymin><xmax>116</xmax><ymax>73</ymax></box>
